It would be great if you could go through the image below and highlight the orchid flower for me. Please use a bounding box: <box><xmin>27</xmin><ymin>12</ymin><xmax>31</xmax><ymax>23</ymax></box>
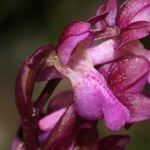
<box><xmin>41</xmin><ymin>21</ymin><xmax>130</xmax><ymax>131</ymax></box>
<box><xmin>92</xmin><ymin>0</ymin><xmax>150</xmax><ymax>47</ymax></box>
<box><xmin>13</xmin><ymin>0</ymin><xmax>150</xmax><ymax>149</ymax></box>
<box><xmin>38</xmin><ymin>91</ymin><xmax>130</xmax><ymax>150</ymax></box>
<box><xmin>12</xmin><ymin>91</ymin><xmax>130</xmax><ymax>150</ymax></box>
<box><xmin>88</xmin><ymin>0</ymin><xmax>150</xmax><ymax>68</ymax></box>
<box><xmin>100</xmin><ymin>54</ymin><xmax>150</xmax><ymax>123</ymax></box>
<box><xmin>12</xmin><ymin>123</ymin><xmax>130</xmax><ymax>150</ymax></box>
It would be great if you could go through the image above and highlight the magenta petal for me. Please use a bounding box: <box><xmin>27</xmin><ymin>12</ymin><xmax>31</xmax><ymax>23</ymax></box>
<box><xmin>88</xmin><ymin>0</ymin><xmax>117</xmax><ymax>29</ymax></box>
<box><xmin>72</xmin><ymin>71</ymin><xmax>103</xmax><ymax>120</ymax></box>
<box><xmin>38</xmin><ymin>107</ymin><xmax>67</xmax><ymax>131</ymax></box>
<box><xmin>71</xmin><ymin>69</ymin><xmax>129</xmax><ymax>131</ymax></box>
<box><xmin>102</xmin><ymin>101</ymin><xmax>130</xmax><ymax>131</ymax></box>
<box><xmin>96</xmin><ymin>0</ymin><xmax>117</xmax><ymax>27</ymax></box>
<box><xmin>59</xmin><ymin>22</ymin><xmax>91</xmax><ymax>40</ymax></box>
<box><xmin>57</xmin><ymin>22</ymin><xmax>91</xmax><ymax>64</ymax></box>
<box><xmin>126</xmin><ymin>73</ymin><xmax>149</xmax><ymax>93</ymax></box>
<box><xmin>107</xmin><ymin>55</ymin><xmax>149</xmax><ymax>93</ymax></box>
<box><xmin>120</xmin><ymin>93</ymin><xmax>150</xmax><ymax>123</ymax></box>
<box><xmin>11</xmin><ymin>135</ymin><xmax>24</xmax><ymax>150</ymax></box>
<box><xmin>98</xmin><ymin>62</ymin><xmax>114</xmax><ymax>80</ymax></box>
<box><xmin>99</xmin><ymin>135</ymin><xmax>130</xmax><ymax>150</ymax></box>
<box><xmin>105</xmin><ymin>0</ymin><xmax>117</xmax><ymax>27</ymax></box>
<box><xmin>57</xmin><ymin>33</ymin><xmax>89</xmax><ymax>64</ymax></box>
<box><xmin>42</xmin><ymin>106</ymin><xmax>78</xmax><ymax>150</ymax></box>
<box><xmin>131</xmin><ymin>5</ymin><xmax>150</xmax><ymax>23</ymax></box>
<box><xmin>87</xmin><ymin>39</ymin><xmax>118</xmax><ymax>65</ymax></box>
<box><xmin>117</xmin><ymin>21</ymin><xmax>150</xmax><ymax>48</ymax></box>
<box><xmin>118</xmin><ymin>0</ymin><xmax>150</xmax><ymax>29</ymax></box>
<box><xmin>38</xmin><ymin>91</ymin><xmax>74</xmax><ymax>136</ymax></box>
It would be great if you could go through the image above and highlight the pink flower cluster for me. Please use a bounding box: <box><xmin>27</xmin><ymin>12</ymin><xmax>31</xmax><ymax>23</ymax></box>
<box><xmin>12</xmin><ymin>0</ymin><xmax>150</xmax><ymax>149</ymax></box>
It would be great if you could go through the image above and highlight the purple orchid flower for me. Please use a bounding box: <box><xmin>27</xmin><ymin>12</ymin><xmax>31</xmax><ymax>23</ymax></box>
<box><xmin>92</xmin><ymin>0</ymin><xmax>150</xmax><ymax>48</ymax></box>
<box><xmin>14</xmin><ymin>0</ymin><xmax>150</xmax><ymax>149</ymax></box>
<box><xmin>40</xmin><ymin>21</ymin><xmax>130</xmax><ymax>131</ymax></box>
<box><xmin>39</xmin><ymin>91</ymin><xmax>129</xmax><ymax>150</ymax></box>
<box><xmin>12</xmin><ymin>90</ymin><xmax>130</xmax><ymax>150</ymax></box>
<box><xmin>100</xmin><ymin>54</ymin><xmax>150</xmax><ymax>123</ymax></box>
<box><xmin>12</xmin><ymin>123</ymin><xmax>130</xmax><ymax>150</ymax></box>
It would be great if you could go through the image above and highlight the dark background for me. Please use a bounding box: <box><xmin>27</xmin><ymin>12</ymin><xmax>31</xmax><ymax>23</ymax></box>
<box><xmin>0</xmin><ymin>0</ymin><xmax>150</xmax><ymax>149</ymax></box>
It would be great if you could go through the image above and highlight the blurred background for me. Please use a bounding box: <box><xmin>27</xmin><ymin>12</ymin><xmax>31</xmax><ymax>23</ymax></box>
<box><xmin>0</xmin><ymin>0</ymin><xmax>150</xmax><ymax>149</ymax></box>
